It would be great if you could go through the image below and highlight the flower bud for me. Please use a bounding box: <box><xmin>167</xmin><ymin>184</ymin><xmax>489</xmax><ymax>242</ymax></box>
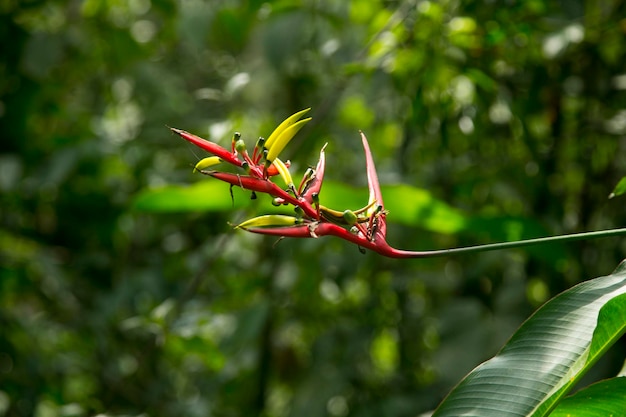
<box><xmin>231</xmin><ymin>132</ymin><xmax>241</xmax><ymax>152</ymax></box>
<box><xmin>235</xmin><ymin>138</ymin><xmax>247</xmax><ymax>154</ymax></box>
<box><xmin>342</xmin><ymin>210</ymin><xmax>358</xmax><ymax>225</ymax></box>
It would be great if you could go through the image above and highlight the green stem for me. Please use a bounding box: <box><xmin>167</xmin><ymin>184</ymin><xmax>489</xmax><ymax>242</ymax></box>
<box><xmin>390</xmin><ymin>227</ymin><xmax>626</xmax><ymax>258</ymax></box>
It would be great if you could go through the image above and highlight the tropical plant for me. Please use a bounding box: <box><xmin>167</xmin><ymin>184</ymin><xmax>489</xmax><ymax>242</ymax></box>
<box><xmin>4</xmin><ymin>1</ymin><xmax>626</xmax><ymax>416</ymax></box>
<box><xmin>433</xmin><ymin>260</ymin><xmax>626</xmax><ymax>416</ymax></box>
<box><xmin>146</xmin><ymin>109</ymin><xmax>626</xmax><ymax>415</ymax></box>
<box><xmin>162</xmin><ymin>110</ymin><xmax>626</xmax><ymax>258</ymax></box>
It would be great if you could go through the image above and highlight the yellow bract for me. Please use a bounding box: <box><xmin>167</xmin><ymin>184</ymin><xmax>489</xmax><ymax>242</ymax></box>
<box><xmin>264</xmin><ymin>109</ymin><xmax>312</xmax><ymax>164</ymax></box>
<box><xmin>236</xmin><ymin>215</ymin><xmax>302</xmax><ymax>229</ymax></box>
<box><xmin>264</xmin><ymin>108</ymin><xmax>311</xmax><ymax>150</ymax></box>
<box><xmin>266</xmin><ymin>118</ymin><xmax>312</xmax><ymax>163</ymax></box>
<box><xmin>193</xmin><ymin>156</ymin><xmax>222</xmax><ymax>172</ymax></box>
<box><xmin>271</xmin><ymin>158</ymin><xmax>294</xmax><ymax>188</ymax></box>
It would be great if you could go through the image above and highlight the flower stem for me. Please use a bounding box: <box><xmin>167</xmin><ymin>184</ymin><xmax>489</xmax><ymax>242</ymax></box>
<box><xmin>389</xmin><ymin>227</ymin><xmax>626</xmax><ymax>259</ymax></box>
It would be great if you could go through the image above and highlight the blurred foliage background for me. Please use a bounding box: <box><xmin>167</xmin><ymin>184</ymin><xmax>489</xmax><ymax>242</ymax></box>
<box><xmin>2</xmin><ymin>0</ymin><xmax>626</xmax><ymax>416</ymax></box>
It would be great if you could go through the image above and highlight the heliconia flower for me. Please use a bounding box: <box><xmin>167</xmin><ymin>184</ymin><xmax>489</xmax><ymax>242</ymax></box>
<box><xmin>175</xmin><ymin>111</ymin><xmax>626</xmax><ymax>259</ymax></box>
<box><xmin>217</xmin><ymin>127</ymin><xmax>392</xmax><ymax>251</ymax></box>
<box><xmin>175</xmin><ymin>108</ymin><xmax>428</xmax><ymax>258</ymax></box>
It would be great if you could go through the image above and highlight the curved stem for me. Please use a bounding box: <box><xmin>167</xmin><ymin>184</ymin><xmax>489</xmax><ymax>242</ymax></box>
<box><xmin>387</xmin><ymin>227</ymin><xmax>626</xmax><ymax>259</ymax></box>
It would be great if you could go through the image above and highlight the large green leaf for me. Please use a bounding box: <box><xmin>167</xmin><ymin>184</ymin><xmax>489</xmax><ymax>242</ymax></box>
<box><xmin>132</xmin><ymin>180</ymin><xmax>468</xmax><ymax>233</ymax></box>
<box><xmin>132</xmin><ymin>181</ymin><xmax>248</xmax><ymax>212</ymax></box>
<box><xmin>549</xmin><ymin>377</ymin><xmax>626</xmax><ymax>416</ymax></box>
<box><xmin>320</xmin><ymin>182</ymin><xmax>468</xmax><ymax>234</ymax></box>
<box><xmin>132</xmin><ymin>180</ymin><xmax>563</xmax><ymax>258</ymax></box>
<box><xmin>433</xmin><ymin>260</ymin><xmax>626</xmax><ymax>417</ymax></box>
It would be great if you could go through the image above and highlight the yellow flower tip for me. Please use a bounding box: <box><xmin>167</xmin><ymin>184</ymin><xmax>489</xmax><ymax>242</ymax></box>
<box><xmin>264</xmin><ymin>108</ymin><xmax>312</xmax><ymax>151</ymax></box>
<box><xmin>265</xmin><ymin>117</ymin><xmax>312</xmax><ymax>163</ymax></box>
<box><xmin>235</xmin><ymin>214</ymin><xmax>302</xmax><ymax>230</ymax></box>
<box><xmin>271</xmin><ymin>158</ymin><xmax>294</xmax><ymax>188</ymax></box>
<box><xmin>193</xmin><ymin>156</ymin><xmax>222</xmax><ymax>172</ymax></box>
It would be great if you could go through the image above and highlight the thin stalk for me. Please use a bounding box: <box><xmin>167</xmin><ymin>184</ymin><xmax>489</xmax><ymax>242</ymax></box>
<box><xmin>389</xmin><ymin>227</ymin><xmax>626</xmax><ymax>259</ymax></box>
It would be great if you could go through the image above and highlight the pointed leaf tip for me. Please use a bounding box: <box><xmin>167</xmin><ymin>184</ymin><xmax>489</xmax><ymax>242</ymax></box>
<box><xmin>609</xmin><ymin>177</ymin><xmax>626</xmax><ymax>199</ymax></box>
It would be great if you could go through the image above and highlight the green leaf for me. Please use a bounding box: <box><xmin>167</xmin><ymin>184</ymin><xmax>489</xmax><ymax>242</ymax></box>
<box><xmin>131</xmin><ymin>181</ymin><xmax>559</xmax><ymax>242</ymax></box>
<box><xmin>132</xmin><ymin>181</ymin><xmax>250</xmax><ymax>212</ymax></box>
<box><xmin>433</xmin><ymin>260</ymin><xmax>626</xmax><ymax>417</ymax></box>
<box><xmin>132</xmin><ymin>180</ymin><xmax>467</xmax><ymax>234</ymax></box>
<box><xmin>609</xmin><ymin>176</ymin><xmax>626</xmax><ymax>198</ymax></box>
<box><xmin>318</xmin><ymin>182</ymin><xmax>468</xmax><ymax>234</ymax></box>
<box><xmin>549</xmin><ymin>377</ymin><xmax>626</xmax><ymax>417</ymax></box>
<box><xmin>384</xmin><ymin>184</ymin><xmax>467</xmax><ymax>233</ymax></box>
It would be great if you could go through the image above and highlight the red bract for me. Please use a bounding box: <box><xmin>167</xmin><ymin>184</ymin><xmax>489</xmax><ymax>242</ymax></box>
<box><xmin>203</xmin><ymin>171</ymin><xmax>303</xmax><ymax>208</ymax></box>
<box><xmin>171</xmin><ymin>128</ymin><xmax>242</xmax><ymax>168</ymax></box>
<box><xmin>355</xmin><ymin>131</ymin><xmax>385</xmax><ymax>244</ymax></box>
<box><xmin>300</xmin><ymin>144</ymin><xmax>326</xmax><ymax>209</ymax></box>
<box><xmin>173</xmin><ymin>109</ymin><xmax>430</xmax><ymax>258</ymax></box>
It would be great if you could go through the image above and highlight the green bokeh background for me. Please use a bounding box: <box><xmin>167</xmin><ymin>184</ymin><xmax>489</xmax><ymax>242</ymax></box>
<box><xmin>1</xmin><ymin>1</ymin><xmax>626</xmax><ymax>416</ymax></box>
